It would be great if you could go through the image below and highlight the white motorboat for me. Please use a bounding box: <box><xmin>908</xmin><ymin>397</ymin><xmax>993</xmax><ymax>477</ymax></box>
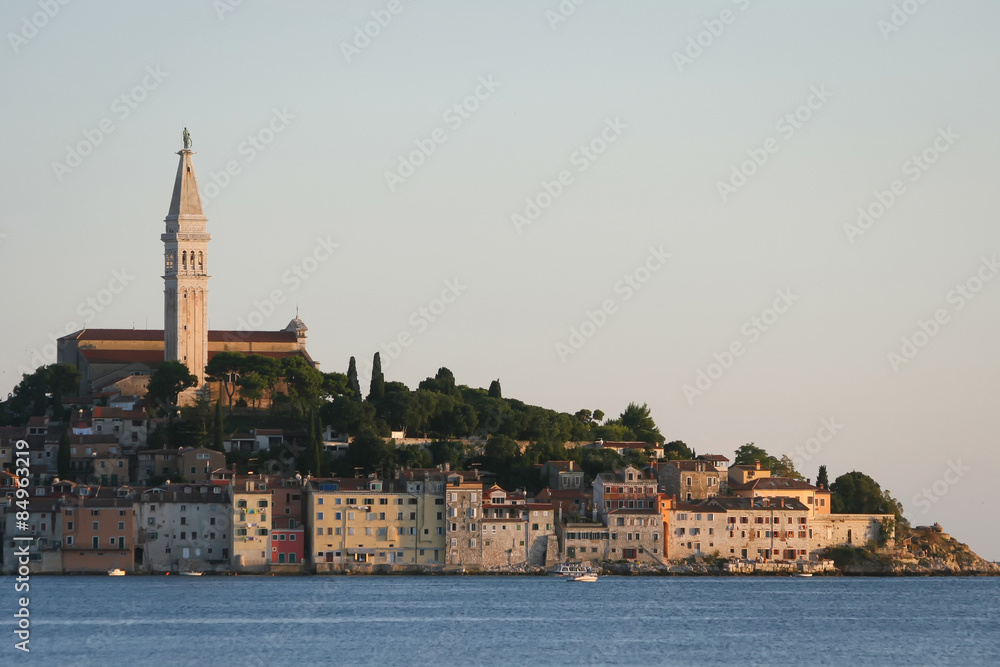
<box><xmin>107</xmin><ymin>568</ymin><xmax>126</xmax><ymax>576</ymax></box>
<box><xmin>178</xmin><ymin>571</ymin><xmax>203</xmax><ymax>576</ymax></box>
<box><xmin>567</xmin><ymin>572</ymin><xmax>598</xmax><ymax>582</ymax></box>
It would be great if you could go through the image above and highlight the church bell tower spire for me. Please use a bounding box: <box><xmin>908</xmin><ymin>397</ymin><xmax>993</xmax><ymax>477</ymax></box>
<box><xmin>162</xmin><ymin>127</ymin><xmax>210</xmax><ymax>388</ymax></box>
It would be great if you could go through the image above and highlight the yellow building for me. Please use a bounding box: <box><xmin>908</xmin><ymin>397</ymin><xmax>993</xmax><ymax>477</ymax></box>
<box><xmin>728</xmin><ymin>460</ymin><xmax>773</xmax><ymax>486</ymax></box>
<box><xmin>729</xmin><ymin>477</ymin><xmax>832</xmax><ymax>518</ymax></box>
<box><xmin>307</xmin><ymin>476</ymin><xmax>445</xmax><ymax>569</ymax></box>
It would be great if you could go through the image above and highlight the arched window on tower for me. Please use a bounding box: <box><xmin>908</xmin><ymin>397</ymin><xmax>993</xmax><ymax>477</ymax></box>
<box><xmin>165</xmin><ymin>251</ymin><xmax>175</xmax><ymax>272</ymax></box>
<box><xmin>198</xmin><ymin>251</ymin><xmax>204</xmax><ymax>272</ymax></box>
<box><xmin>182</xmin><ymin>251</ymin><xmax>187</xmax><ymax>271</ymax></box>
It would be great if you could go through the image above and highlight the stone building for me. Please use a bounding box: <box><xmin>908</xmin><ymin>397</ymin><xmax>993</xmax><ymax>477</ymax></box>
<box><xmin>656</xmin><ymin>459</ymin><xmax>721</xmax><ymax>501</ymax></box>
<box><xmin>729</xmin><ymin>477</ymin><xmax>832</xmax><ymax>518</ymax></box>
<box><xmin>307</xmin><ymin>476</ymin><xmax>445</xmax><ymax>569</ymax></box>
<box><xmin>231</xmin><ymin>476</ymin><xmax>272</xmax><ymax>572</ymax></box>
<box><xmin>480</xmin><ymin>488</ymin><xmax>557</xmax><ymax>569</ymax></box>
<box><xmin>60</xmin><ymin>491</ymin><xmax>136</xmax><ymax>573</ymax></box>
<box><xmin>607</xmin><ymin>507</ymin><xmax>667</xmax><ymax>564</ymax></box>
<box><xmin>669</xmin><ymin>496</ymin><xmax>813</xmax><ymax>562</ymax></box>
<box><xmin>133</xmin><ymin>483</ymin><xmax>232</xmax><ymax>573</ymax></box>
<box><xmin>593</xmin><ymin>465</ymin><xmax>659</xmax><ymax>521</ymax></box>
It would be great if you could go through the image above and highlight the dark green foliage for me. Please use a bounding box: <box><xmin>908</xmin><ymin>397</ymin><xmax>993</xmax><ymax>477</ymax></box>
<box><xmin>368</xmin><ymin>353</ymin><xmax>385</xmax><ymax>403</ymax></box>
<box><xmin>830</xmin><ymin>471</ymin><xmax>906</xmax><ymax>527</ymax></box>
<box><xmin>732</xmin><ymin>443</ymin><xmax>780</xmax><ymax>470</ymax></box>
<box><xmin>488</xmin><ymin>379</ymin><xmax>502</xmax><ymax>399</ymax></box>
<box><xmin>58</xmin><ymin>426</ymin><xmax>71</xmax><ymax>479</ymax></box>
<box><xmin>147</xmin><ymin>361</ymin><xmax>198</xmax><ymax>409</ymax></box>
<box><xmin>663</xmin><ymin>440</ymin><xmax>693</xmax><ymax>460</ymax></box>
<box><xmin>347</xmin><ymin>356</ymin><xmax>362</xmax><ymax>400</ymax></box>
<box><xmin>5</xmin><ymin>364</ymin><xmax>82</xmax><ymax>423</ymax></box>
<box><xmin>816</xmin><ymin>465</ymin><xmax>829</xmax><ymax>488</ymax></box>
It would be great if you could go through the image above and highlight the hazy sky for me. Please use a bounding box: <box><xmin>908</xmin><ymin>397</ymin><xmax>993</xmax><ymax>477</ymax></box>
<box><xmin>2</xmin><ymin>1</ymin><xmax>998</xmax><ymax>558</ymax></box>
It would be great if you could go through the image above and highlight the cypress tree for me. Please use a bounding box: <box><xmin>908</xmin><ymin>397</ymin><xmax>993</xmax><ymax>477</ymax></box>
<box><xmin>313</xmin><ymin>409</ymin><xmax>324</xmax><ymax>477</ymax></box>
<box><xmin>817</xmin><ymin>465</ymin><xmax>829</xmax><ymax>488</ymax></box>
<box><xmin>58</xmin><ymin>427</ymin><xmax>71</xmax><ymax>480</ymax></box>
<box><xmin>488</xmin><ymin>379</ymin><xmax>502</xmax><ymax>399</ymax></box>
<box><xmin>368</xmin><ymin>352</ymin><xmax>385</xmax><ymax>403</ymax></box>
<box><xmin>347</xmin><ymin>356</ymin><xmax>362</xmax><ymax>400</ymax></box>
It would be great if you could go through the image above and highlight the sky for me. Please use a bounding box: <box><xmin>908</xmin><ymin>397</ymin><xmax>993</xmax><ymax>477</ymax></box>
<box><xmin>1</xmin><ymin>1</ymin><xmax>998</xmax><ymax>559</ymax></box>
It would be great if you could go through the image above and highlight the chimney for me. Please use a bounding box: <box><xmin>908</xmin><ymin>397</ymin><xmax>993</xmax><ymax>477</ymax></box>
<box><xmin>780</xmin><ymin>498</ymin><xmax>785</xmax><ymax>508</ymax></box>
<box><xmin>754</xmin><ymin>459</ymin><xmax>761</xmax><ymax>470</ymax></box>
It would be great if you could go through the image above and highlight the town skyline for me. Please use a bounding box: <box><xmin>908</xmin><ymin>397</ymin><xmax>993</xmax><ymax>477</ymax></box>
<box><xmin>1</xmin><ymin>0</ymin><xmax>998</xmax><ymax>564</ymax></box>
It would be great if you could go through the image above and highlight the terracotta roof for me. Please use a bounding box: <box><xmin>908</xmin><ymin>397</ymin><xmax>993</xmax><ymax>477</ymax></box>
<box><xmin>93</xmin><ymin>407</ymin><xmax>123</xmax><ymax>419</ymax></box>
<box><xmin>697</xmin><ymin>454</ymin><xmax>730</xmax><ymax>462</ymax></box>
<box><xmin>730</xmin><ymin>477</ymin><xmax>823</xmax><ymax>492</ymax></box>
<box><xmin>63</xmin><ymin>328</ymin><xmax>298</xmax><ymax>343</ymax></box>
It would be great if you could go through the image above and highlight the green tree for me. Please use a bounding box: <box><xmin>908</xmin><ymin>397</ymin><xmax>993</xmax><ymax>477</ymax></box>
<box><xmin>205</xmin><ymin>351</ymin><xmax>246</xmax><ymax>414</ymax></box>
<box><xmin>368</xmin><ymin>352</ymin><xmax>385</xmax><ymax>403</ymax></box>
<box><xmin>831</xmin><ymin>471</ymin><xmax>901</xmax><ymax>515</ymax></box>
<box><xmin>617</xmin><ymin>402</ymin><xmax>663</xmax><ymax>444</ymax></box>
<box><xmin>771</xmin><ymin>454</ymin><xmax>805</xmax><ymax>480</ymax></box>
<box><xmin>347</xmin><ymin>356</ymin><xmax>362</xmax><ymax>400</ymax></box>
<box><xmin>488</xmin><ymin>379</ymin><xmax>502</xmax><ymax>399</ymax></box>
<box><xmin>733</xmin><ymin>442</ymin><xmax>780</xmax><ymax>470</ymax></box>
<box><xmin>816</xmin><ymin>465</ymin><xmax>829</xmax><ymax>488</ymax></box>
<box><xmin>147</xmin><ymin>361</ymin><xmax>198</xmax><ymax>409</ymax></box>
<box><xmin>281</xmin><ymin>356</ymin><xmax>324</xmax><ymax>417</ymax></box>
<box><xmin>663</xmin><ymin>440</ymin><xmax>694</xmax><ymax>460</ymax></box>
<box><xmin>58</xmin><ymin>426</ymin><xmax>72</xmax><ymax>479</ymax></box>
<box><xmin>48</xmin><ymin>364</ymin><xmax>82</xmax><ymax>419</ymax></box>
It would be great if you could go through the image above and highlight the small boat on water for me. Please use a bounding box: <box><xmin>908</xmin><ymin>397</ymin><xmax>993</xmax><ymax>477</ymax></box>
<box><xmin>107</xmin><ymin>568</ymin><xmax>126</xmax><ymax>576</ymax></box>
<box><xmin>792</xmin><ymin>573</ymin><xmax>813</xmax><ymax>578</ymax></box>
<box><xmin>552</xmin><ymin>563</ymin><xmax>589</xmax><ymax>577</ymax></box>
<box><xmin>567</xmin><ymin>572</ymin><xmax>598</xmax><ymax>583</ymax></box>
<box><xmin>177</xmin><ymin>571</ymin><xmax>203</xmax><ymax>576</ymax></box>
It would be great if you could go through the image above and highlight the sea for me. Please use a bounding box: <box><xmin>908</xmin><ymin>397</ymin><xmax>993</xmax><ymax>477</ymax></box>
<box><xmin>10</xmin><ymin>575</ymin><xmax>999</xmax><ymax>666</ymax></box>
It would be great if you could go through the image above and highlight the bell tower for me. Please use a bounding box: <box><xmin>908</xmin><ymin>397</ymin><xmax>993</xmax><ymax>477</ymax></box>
<box><xmin>162</xmin><ymin>128</ymin><xmax>210</xmax><ymax>386</ymax></box>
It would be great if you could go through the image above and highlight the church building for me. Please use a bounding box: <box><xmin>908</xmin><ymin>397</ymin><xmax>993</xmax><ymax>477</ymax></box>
<box><xmin>58</xmin><ymin>130</ymin><xmax>316</xmax><ymax>398</ymax></box>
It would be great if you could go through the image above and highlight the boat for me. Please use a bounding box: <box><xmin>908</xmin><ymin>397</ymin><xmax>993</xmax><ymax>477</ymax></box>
<box><xmin>107</xmin><ymin>568</ymin><xmax>126</xmax><ymax>576</ymax></box>
<box><xmin>177</xmin><ymin>571</ymin><xmax>203</xmax><ymax>576</ymax></box>
<box><xmin>792</xmin><ymin>573</ymin><xmax>813</xmax><ymax>578</ymax></box>
<box><xmin>567</xmin><ymin>572</ymin><xmax>598</xmax><ymax>582</ymax></box>
<box><xmin>552</xmin><ymin>563</ymin><xmax>589</xmax><ymax>577</ymax></box>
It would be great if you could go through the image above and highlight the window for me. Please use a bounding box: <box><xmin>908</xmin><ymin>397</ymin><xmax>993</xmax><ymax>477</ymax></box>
<box><xmin>397</xmin><ymin>512</ymin><xmax>404</xmax><ymax>520</ymax></box>
<box><xmin>118</xmin><ymin>521</ymin><xmax>125</xmax><ymax>530</ymax></box>
<box><xmin>379</xmin><ymin>498</ymin><xmax>388</xmax><ymax>505</ymax></box>
<box><xmin>317</xmin><ymin>498</ymin><xmax>324</xmax><ymax>505</ymax></box>
<box><xmin>317</xmin><ymin>512</ymin><xmax>324</xmax><ymax>520</ymax></box>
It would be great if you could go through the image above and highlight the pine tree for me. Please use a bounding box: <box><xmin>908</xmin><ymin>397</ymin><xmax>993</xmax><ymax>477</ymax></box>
<box><xmin>347</xmin><ymin>356</ymin><xmax>361</xmax><ymax>400</ymax></box>
<box><xmin>368</xmin><ymin>352</ymin><xmax>385</xmax><ymax>403</ymax></box>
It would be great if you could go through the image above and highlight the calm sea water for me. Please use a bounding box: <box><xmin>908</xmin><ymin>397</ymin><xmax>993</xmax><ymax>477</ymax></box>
<box><xmin>9</xmin><ymin>575</ymin><xmax>999</xmax><ymax>666</ymax></box>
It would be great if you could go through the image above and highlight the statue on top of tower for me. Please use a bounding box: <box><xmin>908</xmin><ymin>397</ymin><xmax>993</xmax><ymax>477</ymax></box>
<box><xmin>182</xmin><ymin>127</ymin><xmax>192</xmax><ymax>149</ymax></box>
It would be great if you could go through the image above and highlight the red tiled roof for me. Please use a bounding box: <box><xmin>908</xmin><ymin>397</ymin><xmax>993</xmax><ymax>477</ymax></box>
<box><xmin>63</xmin><ymin>328</ymin><xmax>298</xmax><ymax>343</ymax></box>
